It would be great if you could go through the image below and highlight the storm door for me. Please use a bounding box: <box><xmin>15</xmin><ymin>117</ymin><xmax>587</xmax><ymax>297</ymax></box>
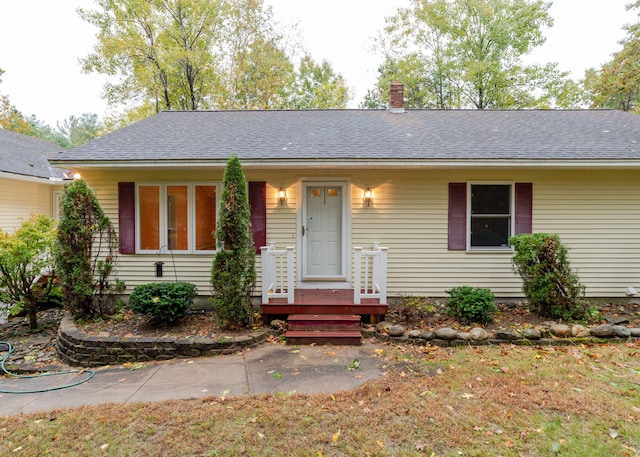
<box><xmin>301</xmin><ymin>184</ymin><xmax>345</xmax><ymax>279</ymax></box>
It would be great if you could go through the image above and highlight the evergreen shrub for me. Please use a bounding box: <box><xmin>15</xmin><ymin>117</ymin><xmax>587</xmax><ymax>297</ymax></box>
<box><xmin>129</xmin><ymin>282</ymin><xmax>197</xmax><ymax>325</ymax></box>
<box><xmin>446</xmin><ymin>285</ymin><xmax>496</xmax><ymax>324</ymax></box>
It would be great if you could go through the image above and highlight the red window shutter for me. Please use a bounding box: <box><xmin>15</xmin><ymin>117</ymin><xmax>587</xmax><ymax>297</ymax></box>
<box><xmin>448</xmin><ymin>183</ymin><xmax>467</xmax><ymax>250</ymax></box>
<box><xmin>118</xmin><ymin>182</ymin><xmax>136</xmax><ymax>254</ymax></box>
<box><xmin>515</xmin><ymin>183</ymin><xmax>533</xmax><ymax>235</ymax></box>
<box><xmin>248</xmin><ymin>182</ymin><xmax>267</xmax><ymax>254</ymax></box>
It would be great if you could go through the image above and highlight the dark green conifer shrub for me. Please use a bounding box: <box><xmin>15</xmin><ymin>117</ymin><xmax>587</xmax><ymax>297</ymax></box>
<box><xmin>210</xmin><ymin>155</ymin><xmax>256</xmax><ymax>329</ymax></box>
<box><xmin>510</xmin><ymin>233</ymin><xmax>588</xmax><ymax>320</ymax></box>
<box><xmin>55</xmin><ymin>179</ymin><xmax>119</xmax><ymax>318</ymax></box>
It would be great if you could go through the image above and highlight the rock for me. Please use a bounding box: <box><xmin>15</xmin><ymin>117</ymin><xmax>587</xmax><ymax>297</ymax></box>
<box><xmin>458</xmin><ymin>332</ymin><xmax>472</xmax><ymax>341</ymax></box>
<box><xmin>605</xmin><ymin>315</ymin><xmax>630</xmax><ymax>325</ymax></box>
<box><xmin>407</xmin><ymin>330</ymin><xmax>422</xmax><ymax>339</ymax></box>
<box><xmin>590</xmin><ymin>325</ymin><xmax>616</xmax><ymax>338</ymax></box>
<box><xmin>420</xmin><ymin>331</ymin><xmax>436</xmax><ymax>341</ymax></box>
<box><xmin>270</xmin><ymin>319</ymin><xmax>284</xmax><ymax>330</ymax></box>
<box><xmin>630</xmin><ymin>328</ymin><xmax>640</xmax><ymax>337</ymax></box>
<box><xmin>494</xmin><ymin>330</ymin><xmax>519</xmax><ymax>341</ymax></box>
<box><xmin>571</xmin><ymin>325</ymin><xmax>590</xmax><ymax>338</ymax></box>
<box><xmin>435</xmin><ymin>328</ymin><xmax>458</xmax><ymax>340</ymax></box>
<box><xmin>522</xmin><ymin>328</ymin><xmax>541</xmax><ymax>340</ymax></box>
<box><xmin>536</xmin><ymin>322</ymin><xmax>555</xmax><ymax>337</ymax></box>
<box><xmin>361</xmin><ymin>326</ymin><xmax>377</xmax><ymax>337</ymax></box>
<box><xmin>550</xmin><ymin>324</ymin><xmax>571</xmax><ymax>338</ymax></box>
<box><xmin>469</xmin><ymin>327</ymin><xmax>489</xmax><ymax>341</ymax></box>
<box><xmin>612</xmin><ymin>325</ymin><xmax>631</xmax><ymax>338</ymax></box>
<box><xmin>375</xmin><ymin>321</ymin><xmax>392</xmax><ymax>333</ymax></box>
<box><xmin>388</xmin><ymin>325</ymin><xmax>406</xmax><ymax>337</ymax></box>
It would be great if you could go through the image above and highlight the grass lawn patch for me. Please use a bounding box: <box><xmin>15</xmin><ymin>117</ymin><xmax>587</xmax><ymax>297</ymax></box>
<box><xmin>1</xmin><ymin>342</ymin><xmax>638</xmax><ymax>456</ymax></box>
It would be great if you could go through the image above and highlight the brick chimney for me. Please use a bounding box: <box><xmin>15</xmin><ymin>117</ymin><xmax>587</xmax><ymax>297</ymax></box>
<box><xmin>388</xmin><ymin>81</ymin><xmax>405</xmax><ymax>113</ymax></box>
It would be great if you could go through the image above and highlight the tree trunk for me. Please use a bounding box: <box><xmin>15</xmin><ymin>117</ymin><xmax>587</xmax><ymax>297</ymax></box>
<box><xmin>28</xmin><ymin>296</ymin><xmax>38</xmax><ymax>329</ymax></box>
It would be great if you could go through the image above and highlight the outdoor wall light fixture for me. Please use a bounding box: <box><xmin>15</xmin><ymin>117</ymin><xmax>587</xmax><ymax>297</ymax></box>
<box><xmin>73</xmin><ymin>173</ymin><xmax>82</xmax><ymax>180</ymax></box>
<box><xmin>278</xmin><ymin>188</ymin><xmax>287</xmax><ymax>206</ymax></box>
<box><xmin>363</xmin><ymin>187</ymin><xmax>373</xmax><ymax>206</ymax></box>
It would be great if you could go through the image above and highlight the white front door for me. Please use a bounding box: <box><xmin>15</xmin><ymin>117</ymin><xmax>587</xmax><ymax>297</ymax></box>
<box><xmin>302</xmin><ymin>183</ymin><xmax>345</xmax><ymax>279</ymax></box>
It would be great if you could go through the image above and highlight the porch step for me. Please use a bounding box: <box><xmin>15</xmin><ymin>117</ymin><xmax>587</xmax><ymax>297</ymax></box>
<box><xmin>261</xmin><ymin>303</ymin><xmax>388</xmax><ymax>325</ymax></box>
<box><xmin>287</xmin><ymin>314</ymin><xmax>361</xmax><ymax>331</ymax></box>
<box><xmin>285</xmin><ymin>314</ymin><xmax>362</xmax><ymax>345</ymax></box>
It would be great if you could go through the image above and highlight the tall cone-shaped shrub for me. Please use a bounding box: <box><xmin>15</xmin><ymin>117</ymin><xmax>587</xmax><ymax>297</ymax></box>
<box><xmin>211</xmin><ymin>155</ymin><xmax>256</xmax><ymax>328</ymax></box>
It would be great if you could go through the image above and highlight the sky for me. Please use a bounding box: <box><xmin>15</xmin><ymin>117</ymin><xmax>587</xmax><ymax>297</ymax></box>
<box><xmin>0</xmin><ymin>0</ymin><xmax>637</xmax><ymax>127</ymax></box>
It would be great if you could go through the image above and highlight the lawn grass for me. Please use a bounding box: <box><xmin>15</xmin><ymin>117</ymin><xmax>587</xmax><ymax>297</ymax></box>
<box><xmin>1</xmin><ymin>341</ymin><xmax>638</xmax><ymax>456</ymax></box>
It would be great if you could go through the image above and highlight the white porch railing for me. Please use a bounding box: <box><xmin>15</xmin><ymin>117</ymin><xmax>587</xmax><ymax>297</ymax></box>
<box><xmin>260</xmin><ymin>243</ymin><xmax>295</xmax><ymax>304</ymax></box>
<box><xmin>353</xmin><ymin>243</ymin><xmax>388</xmax><ymax>305</ymax></box>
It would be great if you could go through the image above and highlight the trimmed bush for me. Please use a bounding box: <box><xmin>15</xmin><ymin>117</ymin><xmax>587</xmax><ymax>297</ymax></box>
<box><xmin>210</xmin><ymin>155</ymin><xmax>256</xmax><ymax>329</ymax></box>
<box><xmin>510</xmin><ymin>233</ymin><xmax>588</xmax><ymax>320</ymax></box>
<box><xmin>130</xmin><ymin>282</ymin><xmax>197</xmax><ymax>325</ymax></box>
<box><xmin>446</xmin><ymin>285</ymin><xmax>496</xmax><ymax>324</ymax></box>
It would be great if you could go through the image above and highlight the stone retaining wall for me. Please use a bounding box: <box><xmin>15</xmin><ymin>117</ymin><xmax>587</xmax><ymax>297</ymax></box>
<box><xmin>56</xmin><ymin>317</ymin><xmax>272</xmax><ymax>367</ymax></box>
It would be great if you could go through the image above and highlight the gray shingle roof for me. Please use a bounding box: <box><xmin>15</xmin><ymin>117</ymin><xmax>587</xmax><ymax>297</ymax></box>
<box><xmin>0</xmin><ymin>128</ymin><xmax>65</xmax><ymax>178</ymax></box>
<box><xmin>53</xmin><ymin>109</ymin><xmax>640</xmax><ymax>164</ymax></box>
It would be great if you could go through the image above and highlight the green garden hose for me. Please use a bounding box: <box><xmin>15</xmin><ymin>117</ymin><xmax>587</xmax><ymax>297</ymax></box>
<box><xmin>0</xmin><ymin>341</ymin><xmax>95</xmax><ymax>394</ymax></box>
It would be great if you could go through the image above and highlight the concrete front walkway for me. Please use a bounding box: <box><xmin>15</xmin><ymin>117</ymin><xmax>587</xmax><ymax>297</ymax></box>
<box><xmin>0</xmin><ymin>342</ymin><xmax>385</xmax><ymax>416</ymax></box>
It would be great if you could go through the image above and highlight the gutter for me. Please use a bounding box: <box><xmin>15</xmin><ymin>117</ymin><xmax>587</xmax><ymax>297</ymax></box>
<box><xmin>50</xmin><ymin>158</ymin><xmax>640</xmax><ymax>171</ymax></box>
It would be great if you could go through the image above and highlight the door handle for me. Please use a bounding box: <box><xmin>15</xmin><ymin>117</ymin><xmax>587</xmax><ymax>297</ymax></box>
<box><xmin>302</xmin><ymin>226</ymin><xmax>305</xmax><ymax>236</ymax></box>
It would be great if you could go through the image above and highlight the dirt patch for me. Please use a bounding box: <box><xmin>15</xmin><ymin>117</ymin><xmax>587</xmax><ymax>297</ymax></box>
<box><xmin>77</xmin><ymin>308</ymin><xmax>254</xmax><ymax>340</ymax></box>
<box><xmin>384</xmin><ymin>301</ymin><xmax>640</xmax><ymax>332</ymax></box>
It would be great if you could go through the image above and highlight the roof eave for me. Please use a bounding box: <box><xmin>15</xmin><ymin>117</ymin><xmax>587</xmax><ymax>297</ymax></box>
<box><xmin>51</xmin><ymin>158</ymin><xmax>640</xmax><ymax>170</ymax></box>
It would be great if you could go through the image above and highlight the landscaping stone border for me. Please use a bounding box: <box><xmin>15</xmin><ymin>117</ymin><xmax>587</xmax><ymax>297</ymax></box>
<box><xmin>56</xmin><ymin>317</ymin><xmax>273</xmax><ymax>367</ymax></box>
<box><xmin>364</xmin><ymin>322</ymin><xmax>640</xmax><ymax>347</ymax></box>
<box><xmin>57</xmin><ymin>316</ymin><xmax>640</xmax><ymax>368</ymax></box>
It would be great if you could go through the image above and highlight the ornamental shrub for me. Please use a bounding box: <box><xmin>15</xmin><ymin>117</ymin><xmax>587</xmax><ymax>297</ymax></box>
<box><xmin>210</xmin><ymin>155</ymin><xmax>256</xmax><ymax>329</ymax></box>
<box><xmin>446</xmin><ymin>285</ymin><xmax>496</xmax><ymax>324</ymax></box>
<box><xmin>0</xmin><ymin>215</ymin><xmax>58</xmax><ymax>329</ymax></box>
<box><xmin>129</xmin><ymin>282</ymin><xmax>197</xmax><ymax>325</ymax></box>
<box><xmin>510</xmin><ymin>233</ymin><xmax>588</xmax><ymax>320</ymax></box>
<box><xmin>55</xmin><ymin>179</ymin><xmax>119</xmax><ymax>319</ymax></box>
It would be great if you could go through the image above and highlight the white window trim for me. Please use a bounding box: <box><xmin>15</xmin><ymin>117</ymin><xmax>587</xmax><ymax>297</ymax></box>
<box><xmin>466</xmin><ymin>181</ymin><xmax>514</xmax><ymax>252</ymax></box>
<box><xmin>136</xmin><ymin>182</ymin><xmax>219</xmax><ymax>254</ymax></box>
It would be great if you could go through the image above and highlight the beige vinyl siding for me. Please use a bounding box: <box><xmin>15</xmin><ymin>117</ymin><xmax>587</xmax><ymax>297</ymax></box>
<box><xmin>0</xmin><ymin>178</ymin><xmax>59</xmax><ymax>233</ymax></box>
<box><xmin>79</xmin><ymin>167</ymin><xmax>640</xmax><ymax>300</ymax></box>
<box><xmin>533</xmin><ymin>169</ymin><xmax>640</xmax><ymax>297</ymax></box>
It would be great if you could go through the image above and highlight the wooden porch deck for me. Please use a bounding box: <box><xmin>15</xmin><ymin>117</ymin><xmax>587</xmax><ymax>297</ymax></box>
<box><xmin>260</xmin><ymin>289</ymin><xmax>388</xmax><ymax>324</ymax></box>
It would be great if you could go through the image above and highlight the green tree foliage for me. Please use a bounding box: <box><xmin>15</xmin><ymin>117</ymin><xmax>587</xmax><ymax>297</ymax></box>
<box><xmin>79</xmin><ymin>0</ymin><xmax>225</xmax><ymax>112</ymax></box>
<box><xmin>56</xmin><ymin>113</ymin><xmax>102</xmax><ymax>148</ymax></box>
<box><xmin>510</xmin><ymin>233</ymin><xmax>588</xmax><ymax>320</ymax></box>
<box><xmin>289</xmin><ymin>55</ymin><xmax>350</xmax><ymax>109</ymax></box>
<box><xmin>0</xmin><ymin>215</ymin><xmax>58</xmax><ymax>329</ymax></box>
<box><xmin>55</xmin><ymin>179</ymin><xmax>119</xmax><ymax>319</ymax></box>
<box><xmin>583</xmin><ymin>3</ymin><xmax>640</xmax><ymax>112</ymax></box>
<box><xmin>217</xmin><ymin>0</ymin><xmax>295</xmax><ymax>109</ymax></box>
<box><xmin>210</xmin><ymin>155</ymin><xmax>256</xmax><ymax>329</ymax></box>
<box><xmin>370</xmin><ymin>0</ymin><xmax>581</xmax><ymax>109</ymax></box>
<box><xmin>80</xmin><ymin>0</ymin><xmax>349</xmax><ymax>119</ymax></box>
